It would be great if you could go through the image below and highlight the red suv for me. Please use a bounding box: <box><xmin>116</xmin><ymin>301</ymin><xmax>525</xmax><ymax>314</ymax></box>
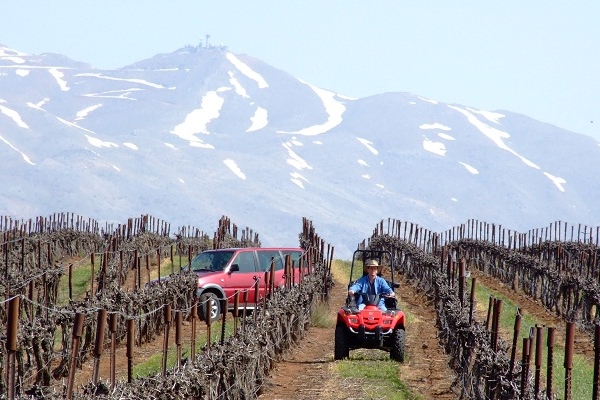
<box><xmin>190</xmin><ymin>247</ymin><xmax>307</xmax><ymax>320</ymax></box>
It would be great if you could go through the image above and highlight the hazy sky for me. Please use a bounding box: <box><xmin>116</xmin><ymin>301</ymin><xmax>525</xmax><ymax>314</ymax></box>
<box><xmin>2</xmin><ymin>1</ymin><xmax>599</xmax><ymax>141</ymax></box>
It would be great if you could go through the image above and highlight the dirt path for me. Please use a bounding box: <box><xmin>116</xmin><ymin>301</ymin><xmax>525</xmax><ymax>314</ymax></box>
<box><xmin>257</xmin><ymin>265</ymin><xmax>457</xmax><ymax>400</ymax></box>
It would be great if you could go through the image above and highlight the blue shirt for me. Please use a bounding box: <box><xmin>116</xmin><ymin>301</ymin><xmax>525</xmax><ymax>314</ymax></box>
<box><xmin>349</xmin><ymin>275</ymin><xmax>394</xmax><ymax>310</ymax></box>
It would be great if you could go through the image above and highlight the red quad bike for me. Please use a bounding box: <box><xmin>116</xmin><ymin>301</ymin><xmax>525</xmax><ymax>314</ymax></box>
<box><xmin>334</xmin><ymin>249</ymin><xmax>406</xmax><ymax>362</ymax></box>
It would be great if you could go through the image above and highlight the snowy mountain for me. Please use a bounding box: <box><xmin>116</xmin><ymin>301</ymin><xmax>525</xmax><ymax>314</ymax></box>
<box><xmin>1</xmin><ymin>43</ymin><xmax>599</xmax><ymax>257</ymax></box>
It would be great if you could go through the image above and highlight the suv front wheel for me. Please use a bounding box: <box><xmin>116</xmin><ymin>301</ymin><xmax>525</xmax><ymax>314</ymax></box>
<box><xmin>198</xmin><ymin>292</ymin><xmax>221</xmax><ymax>321</ymax></box>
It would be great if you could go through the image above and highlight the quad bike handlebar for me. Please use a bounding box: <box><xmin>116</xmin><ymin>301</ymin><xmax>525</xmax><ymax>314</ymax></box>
<box><xmin>346</xmin><ymin>291</ymin><xmax>398</xmax><ymax>310</ymax></box>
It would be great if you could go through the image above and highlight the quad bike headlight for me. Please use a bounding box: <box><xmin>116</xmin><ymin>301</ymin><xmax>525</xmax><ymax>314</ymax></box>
<box><xmin>348</xmin><ymin>317</ymin><xmax>359</xmax><ymax>324</ymax></box>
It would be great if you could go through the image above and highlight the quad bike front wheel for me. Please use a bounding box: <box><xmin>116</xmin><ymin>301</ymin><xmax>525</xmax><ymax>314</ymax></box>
<box><xmin>390</xmin><ymin>327</ymin><xmax>406</xmax><ymax>362</ymax></box>
<box><xmin>334</xmin><ymin>323</ymin><xmax>350</xmax><ymax>360</ymax></box>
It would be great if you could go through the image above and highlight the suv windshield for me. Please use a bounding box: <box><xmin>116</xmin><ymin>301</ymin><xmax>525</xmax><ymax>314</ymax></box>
<box><xmin>190</xmin><ymin>250</ymin><xmax>235</xmax><ymax>272</ymax></box>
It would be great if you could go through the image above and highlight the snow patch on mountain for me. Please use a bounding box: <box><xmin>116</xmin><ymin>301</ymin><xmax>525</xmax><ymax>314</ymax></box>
<box><xmin>48</xmin><ymin>68</ymin><xmax>69</xmax><ymax>91</ymax></box>
<box><xmin>357</xmin><ymin>138</ymin><xmax>378</xmax><ymax>155</ymax></box>
<box><xmin>467</xmin><ymin>108</ymin><xmax>505</xmax><ymax>124</ymax></box>
<box><xmin>423</xmin><ymin>139</ymin><xmax>446</xmax><ymax>156</ymax></box>
<box><xmin>0</xmin><ymin>100</ymin><xmax>29</xmax><ymax>128</ymax></box>
<box><xmin>86</xmin><ymin>135</ymin><xmax>118</xmax><ymax>148</ymax></box>
<box><xmin>283</xmin><ymin>143</ymin><xmax>312</xmax><ymax>171</ymax></box>
<box><xmin>420</xmin><ymin>123</ymin><xmax>451</xmax><ymax>131</ymax></box>
<box><xmin>171</xmin><ymin>88</ymin><xmax>229</xmax><ymax>142</ymax></box>
<box><xmin>83</xmin><ymin>88</ymin><xmax>143</xmax><ymax>100</ymax></box>
<box><xmin>225</xmin><ymin>53</ymin><xmax>268</xmax><ymax>89</ymax></box>
<box><xmin>449</xmin><ymin>105</ymin><xmax>539</xmax><ymax>169</ymax></box>
<box><xmin>224</xmin><ymin>159</ymin><xmax>246</xmax><ymax>180</ymax></box>
<box><xmin>247</xmin><ymin>107</ymin><xmax>268</xmax><ymax>132</ymax></box>
<box><xmin>544</xmin><ymin>172</ymin><xmax>566</xmax><ymax>192</ymax></box>
<box><xmin>459</xmin><ymin>162</ymin><xmax>479</xmax><ymax>174</ymax></box>
<box><xmin>77</xmin><ymin>73</ymin><xmax>167</xmax><ymax>89</ymax></box>
<box><xmin>76</xmin><ymin>104</ymin><xmax>103</xmax><ymax>121</ymax></box>
<box><xmin>0</xmin><ymin>134</ymin><xmax>34</xmax><ymax>165</ymax></box>
<box><xmin>277</xmin><ymin>83</ymin><xmax>345</xmax><ymax>136</ymax></box>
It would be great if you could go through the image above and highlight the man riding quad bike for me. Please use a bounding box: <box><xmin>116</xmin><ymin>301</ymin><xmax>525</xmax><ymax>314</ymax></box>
<box><xmin>334</xmin><ymin>249</ymin><xmax>406</xmax><ymax>362</ymax></box>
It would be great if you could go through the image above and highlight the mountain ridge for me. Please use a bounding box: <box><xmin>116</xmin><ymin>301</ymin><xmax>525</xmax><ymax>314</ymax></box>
<box><xmin>1</xmin><ymin>43</ymin><xmax>599</xmax><ymax>257</ymax></box>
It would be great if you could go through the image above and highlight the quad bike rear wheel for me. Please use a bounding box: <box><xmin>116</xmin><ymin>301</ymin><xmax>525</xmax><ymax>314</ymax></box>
<box><xmin>390</xmin><ymin>327</ymin><xmax>406</xmax><ymax>362</ymax></box>
<box><xmin>334</xmin><ymin>323</ymin><xmax>350</xmax><ymax>360</ymax></box>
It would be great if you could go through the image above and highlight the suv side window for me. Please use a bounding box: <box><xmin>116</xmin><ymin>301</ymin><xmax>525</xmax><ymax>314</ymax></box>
<box><xmin>231</xmin><ymin>251</ymin><xmax>257</xmax><ymax>273</ymax></box>
<box><xmin>257</xmin><ymin>250</ymin><xmax>284</xmax><ymax>271</ymax></box>
<box><xmin>282</xmin><ymin>250</ymin><xmax>303</xmax><ymax>267</ymax></box>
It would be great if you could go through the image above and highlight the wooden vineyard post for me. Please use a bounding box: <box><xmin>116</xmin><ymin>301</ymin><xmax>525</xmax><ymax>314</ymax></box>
<box><xmin>220</xmin><ymin>297</ymin><xmax>228</xmax><ymax>345</ymax></box>
<box><xmin>145</xmin><ymin>254</ymin><xmax>150</xmax><ymax>287</ymax></box>
<box><xmin>68</xmin><ymin>263</ymin><xmax>73</xmax><ymax>300</ymax></box>
<box><xmin>157</xmin><ymin>248</ymin><xmax>161</xmax><ymax>286</ymax></box>
<box><xmin>485</xmin><ymin>296</ymin><xmax>494</xmax><ymax>331</ymax></box>
<box><xmin>491</xmin><ymin>300</ymin><xmax>502</xmax><ymax>352</ymax></box>
<box><xmin>134</xmin><ymin>250</ymin><xmax>140</xmax><ymax>291</ymax></box>
<box><xmin>254</xmin><ymin>271</ymin><xmax>269</xmax><ymax>323</ymax></box>
<box><xmin>521</xmin><ymin>337</ymin><xmax>531</xmax><ymax>399</ymax></box>
<box><xmin>109</xmin><ymin>313</ymin><xmax>118</xmax><ymax>390</ymax></box>
<box><xmin>170</xmin><ymin>244</ymin><xmax>174</xmax><ymax>275</ymax></box>
<box><xmin>6</xmin><ymin>296</ymin><xmax>20</xmax><ymax>400</ymax></box>
<box><xmin>593</xmin><ymin>323</ymin><xmax>600</xmax><ymax>400</ymax></box>
<box><xmin>243</xmin><ymin>290</ymin><xmax>249</xmax><ymax>332</ymax></box>
<box><xmin>534</xmin><ymin>325</ymin><xmax>543</xmax><ymax>396</ymax></box>
<box><xmin>67</xmin><ymin>312</ymin><xmax>85</xmax><ymax>400</ymax></box>
<box><xmin>118</xmin><ymin>250</ymin><xmax>123</xmax><ymax>286</ymax></box>
<box><xmin>564</xmin><ymin>322</ymin><xmax>575</xmax><ymax>400</ymax></box>
<box><xmin>191</xmin><ymin>304</ymin><xmax>197</xmax><ymax>363</ymax></box>
<box><xmin>509</xmin><ymin>307</ymin><xmax>523</xmax><ymax>369</ymax></box>
<box><xmin>126</xmin><ymin>319</ymin><xmax>135</xmax><ymax>383</ymax></box>
<box><xmin>162</xmin><ymin>304</ymin><xmax>172</xmax><ymax>377</ymax></box>
<box><xmin>92</xmin><ymin>309</ymin><xmax>107</xmax><ymax>386</ymax></box>
<box><xmin>233</xmin><ymin>292</ymin><xmax>240</xmax><ymax>336</ymax></box>
<box><xmin>269</xmin><ymin>259</ymin><xmax>275</xmax><ymax>296</ymax></box>
<box><xmin>458</xmin><ymin>258</ymin><xmax>466</xmax><ymax>307</ymax></box>
<box><xmin>175</xmin><ymin>310</ymin><xmax>182</xmax><ymax>369</ymax></box>
<box><xmin>89</xmin><ymin>252</ymin><xmax>95</xmax><ymax>297</ymax></box>
<box><xmin>205</xmin><ymin>299</ymin><xmax>212</xmax><ymax>351</ymax></box>
<box><xmin>469</xmin><ymin>278</ymin><xmax>477</xmax><ymax>325</ymax></box>
<box><xmin>547</xmin><ymin>326</ymin><xmax>556</xmax><ymax>400</ymax></box>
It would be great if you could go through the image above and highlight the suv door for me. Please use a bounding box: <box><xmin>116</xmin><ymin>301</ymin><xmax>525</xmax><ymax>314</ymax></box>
<box><xmin>222</xmin><ymin>249</ymin><xmax>258</xmax><ymax>301</ymax></box>
<box><xmin>257</xmin><ymin>250</ymin><xmax>286</xmax><ymax>296</ymax></box>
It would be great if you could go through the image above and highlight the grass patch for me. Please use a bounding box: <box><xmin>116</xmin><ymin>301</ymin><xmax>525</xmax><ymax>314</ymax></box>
<box><xmin>311</xmin><ymin>300</ymin><xmax>337</xmax><ymax>328</ymax></box>
<box><xmin>337</xmin><ymin>352</ymin><xmax>422</xmax><ymax>400</ymax></box>
<box><xmin>57</xmin><ymin>260</ymin><xmax>92</xmax><ymax>305</ymax></box>
<box><xmin>331</xmin><ymin>258</ymin><xmax>363</xmax><ymax>284</ymax></box>
<box><xmin>470</xmin><ymin>278</ymin><xmax>593</xmax><ymax>399</ymax></box>
<box><xmin>131</xmin><ymin>319</ymin><xmax>236</xmax><ymax>378</ymax></box>
<box><xmin>132</xmin><ymin>349</ymin><xmax>183</xmax><ymax>377</ymax></box>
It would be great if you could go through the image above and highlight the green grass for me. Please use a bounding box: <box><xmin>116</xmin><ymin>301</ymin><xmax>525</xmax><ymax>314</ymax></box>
<box><xmin>132</xmin><ymin>319</ymin><xmax>236</xmax><ymax>377</ymax></box>
<box><xmin>132</xmin><ymin>348</ymin><xmax>185</xmax><ymax>377</ymax></box>
<box><xmin>337</xmin><ymin>352</ymin><xmax>423</xmax><ymax>400</ymax></box>
<box><xmin>470</xmin><ymin>278</ymin><xmax>594</xmax><ymax>399</ymax></box>
<box><xmin>311</xmin><ymin>300</ymin><xmax>337</xmax><ymax>328</ymax></box>
<box><xmin>57</xmin><ymin>260</ymin><xmax>93</xmax><ymax>305</ymax></box>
